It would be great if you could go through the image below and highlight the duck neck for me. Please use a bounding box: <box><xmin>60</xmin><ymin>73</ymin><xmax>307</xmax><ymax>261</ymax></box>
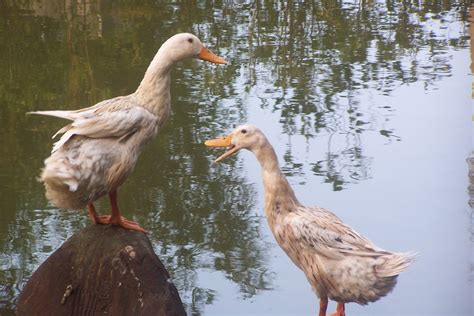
<box><xmin>254</xmin><ymin>142</ymin><xmax>300</xmax><ymax>221</ymax></box>
<box><xmin>134</xmin><ymin>49</ymin><xmax>173</xmax><ymax>121</ymax></box>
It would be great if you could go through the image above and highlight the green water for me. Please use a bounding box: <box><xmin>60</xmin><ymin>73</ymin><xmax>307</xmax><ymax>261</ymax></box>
<box><xmin>0</xmin><ymin>1</ymin><xmax>471</xmax><ymax>315</ymax></box>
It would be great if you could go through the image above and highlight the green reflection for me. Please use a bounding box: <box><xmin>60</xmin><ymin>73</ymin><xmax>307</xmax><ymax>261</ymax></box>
<box><xmin>0</xmin><ymin>0</ymin><xmax>469</xmax><ymax>315</ymax></box>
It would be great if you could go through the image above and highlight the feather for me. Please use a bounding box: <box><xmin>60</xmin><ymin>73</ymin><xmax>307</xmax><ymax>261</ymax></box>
<box><xmin>27</xmin><ymin>110</ymin><xmax>78</xmax><ymax>121</ymax></box>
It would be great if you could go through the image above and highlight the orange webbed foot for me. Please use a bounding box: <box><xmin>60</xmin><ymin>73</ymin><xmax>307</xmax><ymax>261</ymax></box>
<box><xmin>94</xmin><ymin>215</ymin><xmax>112</xmax><ymax>225</ymax></box>
<box><xmin>110</xmin><ymin>215</ymin><xmax>147</xmax><ymax>233</ymax></box>
<box><xmin>91</xmin><ymin>214</ymin><xmax>147</xmax><ymax>233</ymax></box>
<box><xmin>116</xmin><ymin>217</ymin><xmax>147</xmax><ymax>233</ymax></box>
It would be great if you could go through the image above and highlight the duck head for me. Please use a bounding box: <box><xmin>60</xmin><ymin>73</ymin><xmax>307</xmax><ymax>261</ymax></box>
<box><xmin>205</xmin><ymin>124</ymin><xmax>267</xmax><ymax>162</ymax></box>
<box><xmin>160</xmin><ymin>33</ymin><xmax>227</xmax><ymax>64</ymax></box>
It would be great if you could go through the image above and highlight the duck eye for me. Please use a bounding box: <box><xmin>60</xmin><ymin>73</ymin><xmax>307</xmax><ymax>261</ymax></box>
<box><xmin>187</xmin><ymin>38</ymin><xmax>193</xmax><ymax>43</ymax></box>
<box><xmin>241</xmin><ymin>129</ymin><xmax>247</xmax><ymax>134</ymax></box>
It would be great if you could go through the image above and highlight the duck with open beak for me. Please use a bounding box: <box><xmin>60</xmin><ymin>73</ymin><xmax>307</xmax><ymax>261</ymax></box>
<box><xmin>204</xmin><ymin>124</ymin><xmax>414</xmax><ymax>316</ymax></box>
<box><xmin>204</xmin><ymin>134</ymin><xmax>241</xmax><ymax>162</ymax></box>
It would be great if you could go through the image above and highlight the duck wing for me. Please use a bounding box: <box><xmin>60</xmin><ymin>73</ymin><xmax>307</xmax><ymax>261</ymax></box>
<box><xmin>285</xmin><ymin>206</ymin><xmax>390</xmax><ymax>260</ymax></box>
<box><xmin>29</xmin><ymin>96</ymin><xmax>156</xmax><ymax>153</ymax></box>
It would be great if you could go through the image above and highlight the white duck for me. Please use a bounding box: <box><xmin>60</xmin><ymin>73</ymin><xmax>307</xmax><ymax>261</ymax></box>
<box><xmin>30</xmin><ymin>33</ymin><xmax>226</xmax><ymax>232</ymax></box>
<box><xmin>205</xmin><ymin>124</ymin><xmax>415</xmax><ymax>316</ymax></box>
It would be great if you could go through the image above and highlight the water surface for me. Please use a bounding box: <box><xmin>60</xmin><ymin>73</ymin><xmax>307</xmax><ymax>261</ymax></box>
<box><xmin>0</xmin><ymin>1</ymin><xmax>472</xmax><ymax>315</ymax></box>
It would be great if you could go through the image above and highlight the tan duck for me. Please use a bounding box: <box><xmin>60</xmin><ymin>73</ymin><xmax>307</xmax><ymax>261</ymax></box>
<box><xmin>205</xmin><ymin>124</ymin><xmax>415</xmax><ymax>316</ymax></box>
<box><xmin>30</xmin><ymin>33</ymin><xmax>226</xmax><ymax>232</ymax></box>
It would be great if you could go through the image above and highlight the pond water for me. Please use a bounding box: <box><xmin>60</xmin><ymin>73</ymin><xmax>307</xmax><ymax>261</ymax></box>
<box><xmin>0</xmin><ymin>1</ymin><xmax>472</xmax><ymax>315</ymax></box>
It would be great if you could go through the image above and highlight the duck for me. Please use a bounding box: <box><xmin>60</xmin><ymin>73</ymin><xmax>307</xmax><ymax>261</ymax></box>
<box><xmin>29</xmin><ymin>33</ymin><xmax>226</xmax><ymax>232</ymax></box>
<box><xmin>205</xmin><ymin>124</ymin><xmax>415</xmax><ymax>316</ymax></box>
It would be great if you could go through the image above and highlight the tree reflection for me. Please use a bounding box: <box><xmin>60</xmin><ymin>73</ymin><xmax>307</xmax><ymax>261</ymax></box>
<box><xmin>233</xmin><ymin>0</ymin><xmax>469</xmax><ymax>187</ymax></box>
<box><xmin>0</xmin><ymin>0</ymin><xmax>469</xmax><ymax>314</ymax></box>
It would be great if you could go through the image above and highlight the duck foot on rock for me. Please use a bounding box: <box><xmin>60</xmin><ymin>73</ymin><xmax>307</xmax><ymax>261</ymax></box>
<box><xmin>87</xmin><ymin>193</ymin><xmax>146</xmax><ymax>233</ymax></box>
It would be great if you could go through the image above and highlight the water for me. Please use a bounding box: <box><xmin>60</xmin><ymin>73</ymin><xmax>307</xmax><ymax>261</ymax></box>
<box><xmin>0</xmin><ymin>1</ymin><xmax>472</xmax><ymax>315</ymax></box>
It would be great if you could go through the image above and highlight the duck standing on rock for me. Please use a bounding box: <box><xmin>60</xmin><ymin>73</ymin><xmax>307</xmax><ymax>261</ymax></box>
<box><xmin>205</xmin><ymin>124</ymin><xmax>415</xmax><ymax>316</ymax></box>
<box><xmin>30</xmin><ymin>33</ymin><xmax>226</xmax><ymax>232</ymax></box>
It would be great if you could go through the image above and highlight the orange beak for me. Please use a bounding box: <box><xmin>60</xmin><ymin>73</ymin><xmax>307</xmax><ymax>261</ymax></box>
<box><xmin>198</xmin><ymin>47</ymin><xmax>227</xmax><ymax>64</ymax></box>
<box><xmin>205</xmin><ymin>134</ymin><xmax>240</xmax><ymax>162</ymax></box>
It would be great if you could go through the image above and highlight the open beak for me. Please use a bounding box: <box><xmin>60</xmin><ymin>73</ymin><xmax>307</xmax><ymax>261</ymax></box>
<box><xmin>198</xmin><ymin>47</ymin><xmax>227</xmax><ymax>64</ymax></box>
<box><xmin>205</xmin><ymin>135</ymin><xmax>240</xmax><ymax>162</ymax></box>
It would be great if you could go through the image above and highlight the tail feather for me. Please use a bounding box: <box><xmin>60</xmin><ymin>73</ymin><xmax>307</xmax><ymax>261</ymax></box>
<box><xmin>28</xmin><ymin>110</ymin><xmax>77</xmax><ymax>121</ymax></box>
<box><xmin>28</xmin><ymin>110</ymin><xmax>76</xmax><ymax>143</ymax></box>
<box><xmin>52</xmin><ymin>124</ymin><xmax>72</xmax><ymax>139</ymax></box>
<box><xmin>52</xmin><ymin>130</ymin><xmax>75</xmax><ymax>153</ymax></box>
<box><xmin>377</xmin><ymin>251</ymin><xmax>417</xmax><ymax>277</ymax></box>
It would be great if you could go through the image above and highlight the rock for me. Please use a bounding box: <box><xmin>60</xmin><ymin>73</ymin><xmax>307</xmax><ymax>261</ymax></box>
<box><xmin>17</xmin><ymin>225</ymin><xmax>186</xmax><ymax>316</ymax></box>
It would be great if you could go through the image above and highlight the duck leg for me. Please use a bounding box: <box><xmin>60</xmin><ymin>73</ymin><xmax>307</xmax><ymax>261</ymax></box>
<box><xmin>87</xmin><ymin>199</ymin><xmax>145</xmax><ymax>232</ymax></box>
<box><xmin>330</xmin><ymin>302</ymin><xmax>345</xmax><ymax>316</ymax></box>
<box><xmin>87</xmin><ymin>203</ymin><xmax>109</xmax><ymax>224</ymax></box>
<box><xmin>318</xmin><ymin>297</ymin><xmax>328</xmax><ymax>316</ymax></box>
<box><xmin>107</xmin><ymin>190</ymin><xmax>146</xmax><ymax>233</ymax></box>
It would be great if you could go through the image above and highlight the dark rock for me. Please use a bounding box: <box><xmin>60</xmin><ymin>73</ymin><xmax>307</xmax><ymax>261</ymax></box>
<box><xmin>17</xmin><ymin>225</ymin><xmax>186</xmax><ymax>316</ymax></box>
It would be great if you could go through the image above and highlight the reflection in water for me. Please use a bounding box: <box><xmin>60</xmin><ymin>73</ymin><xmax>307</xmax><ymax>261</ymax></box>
<box><xmin>468</xmin><ymin>4</ymin><xmax>474</xmax><ymax>286</ymax></box>
<box><xmin>143</xmin><ymin>162</ymin><xmax>274</xmax><ymax>311</ymax></box>
<box><xmin>468</xmin><ymin>153</ymin><xmax>474</xmax><ymax>289</ymax></box>
<box><xmin>0</xmin><ymin>0</ymin><xmax>470</xmax><ymax>315</ymax></box>
<box><xmin>468</xmin><ymin>155</ymin><xmax>474</xmax><ymax>216</ymax></box>
<box><xmin>311</xmin><ymin>138</ymin><xmax>373</xmax><ymax>191</ymax></box>
<box><xmin>239</xmin><ymin>0</ymin><xmax>468</xmax><ymax>187</ymax></box>
<box><xmin>0</xmin><ymin>209</ymin><xmax>84</xmax><ymax>314</ymax></box>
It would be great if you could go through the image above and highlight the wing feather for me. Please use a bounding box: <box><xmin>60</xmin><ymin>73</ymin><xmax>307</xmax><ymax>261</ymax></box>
<box><xmin>51</xmin><ymin>107</ymin><xmax>154</xmax><ymax>153</ymax></box>
<box><xmin>285</xmin><ymin>207</ymin><xmax>389</xmax><ymax>260</ymax></box>
<box><xmin>30</xmin><ymin>96</ymin><xmax>157</xmax><ymax>153</ymax></box>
